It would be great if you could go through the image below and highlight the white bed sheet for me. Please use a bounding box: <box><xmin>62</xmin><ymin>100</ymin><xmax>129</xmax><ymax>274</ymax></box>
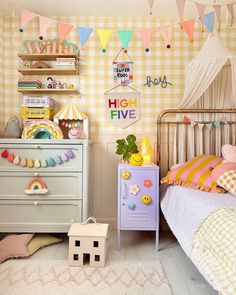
<box><xmin>160</xmin><ymin>184</ymin><xmax>236</xmax><ymax>256</ymax></box>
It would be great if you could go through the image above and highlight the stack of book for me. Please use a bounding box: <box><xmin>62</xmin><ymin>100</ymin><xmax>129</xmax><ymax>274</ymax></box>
<box><xmin>55</xmin><ymin>58</ymin><xmax>76</xmax><ymax>68</ymax></box>
<box><xmin>18</xmin><ymin>79</ymin><xmax>42</xmax><ymax>89</ymax></box>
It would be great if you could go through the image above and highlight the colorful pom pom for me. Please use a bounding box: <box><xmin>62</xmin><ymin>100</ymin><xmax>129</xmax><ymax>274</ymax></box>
<box><xmin>145</xmin><ymin>48</ymin><xmax>150</xmax><ymax>52</ymax></box>
<box><xmin>7</xmin><ymin>153</ymin><xmax>14</xmax><ymax>163</ymax></box>
<box><xmin>1</xmin><ymin>149</ymin><xmax>8</xmax><ymax>158</ymax></box>
<box><xmin>27</xmin><ymin>159</ymin><xmax>34</xmax><ymax>168</ymax></box>
<box><xmin>41</xmin><ymin>159</ymin><xmax>48</xmax><ymax>168</ymax></box>
<box><xmin>166</xmin><ymin>44</ymin><xmax>171</xmax><ymax>49</ymax></box>
<box><xmin>54</xmin><ymin>155</ymin><xmax>62</xmax><ymax>164</ymax></box>
<box><xmin>61</xmin><ymin>153</ymin><xmax>68</xmax><ymax>162</ymax></box>
<box><xmin>20</xmin><ymin>158</ymin><xmax>27</xmax><ymax>167</ymax></box>
<box><xmin>47</xmin><ymin>157</ymin><xmax>55</xmax><ymax>167</ymax></box>
<box><xmin>39</xmin><ymin>36</ymin><xmax>43</xmax><ymax>40</ymax></box>
<box><xmin>66</xmin><ymin>149</ymin><xmax>74</xmax><ymax>159</ymax></box>
<box><xmin>124</xmin><ymin>49</ymin><xmax>127</xmax><ymax>53</ymax></box>
<box><xmin>19</xmin><ymin>28</ymin><xmax>24</xmax><ymax>32</ymax></box>
<box><xmin>13</xmin><ymin>155</ymin><xmax>20</xmax><ymax>165</ymax></box>
<box><xmin>102</xmin><ymin>48</ymin><xmax>106</xmax><ymax>53</ymax></box>
<box><xmin>34</xmin><ymin>159</ymin><xmax>41</xmax><ymax>168</ymax></box>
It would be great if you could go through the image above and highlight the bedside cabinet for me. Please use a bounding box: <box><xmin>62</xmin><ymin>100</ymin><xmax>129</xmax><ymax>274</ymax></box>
<box><xmin>117</xmin><ymin>163</ymin><xmax>159</xmax><ymax>251</ymax></box>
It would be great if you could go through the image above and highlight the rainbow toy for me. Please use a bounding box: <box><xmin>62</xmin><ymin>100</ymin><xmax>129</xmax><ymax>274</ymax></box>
<box><xmin>24</xmin><ymin>178</ymin><xmax>48</xmax><ymax>195</ymax></box>
<box><xmin>21</xmin><ymin>119</ymin><xmax>63</xmax><ymax>139</ymax></box>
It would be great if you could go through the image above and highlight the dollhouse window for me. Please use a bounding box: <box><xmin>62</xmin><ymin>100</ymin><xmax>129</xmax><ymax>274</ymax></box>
<box><xmin>73</xmin><ymin>254</ymin><xmax>79</xmax><ymax>260</ymax></box>
<box><xmin>95</xmin><ymin>255</ymin><xmax>100</xmax><ymax>261</ymax></box>
<box><xmin>75</xmin><ymin>240</ymin><xmax>80</xmax><ymax>247</ymax></box>
<box><xmin>93</xmin><ymin>241</ymin><xmax>99</xmax><ymax>247</ymax></box>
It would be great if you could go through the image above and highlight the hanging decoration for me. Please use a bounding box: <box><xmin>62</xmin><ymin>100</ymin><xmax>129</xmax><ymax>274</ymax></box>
<box><xmin>180</xmin><ymin>19</ymin><xmax>195</xmax><ymax>42</ymax></box>
<box><xmin>1</xmin><ymin>149</ymin><xmax>74</xmax><ymax>169</ymax></box>
<box><xmin>227</xmin><ymin>3</ymin><xmax>234</xmax><ymax>25</ymax></box>
<box><xmin>112</xmin><ymin>48</ymin><xmax>133</xmax><ymax>85</ymax></box>
<box><xmin>176</xmin><ymin>0</ymin><xmax>186</xmax><ymax>20</ymax></box>
<box><xmin>159</xmin><ymin>25</ymin><xmax>173</xmax><ymax>49</ymax></box>
<box><xmin>138</xmin><ymin>28</ymin><xmax>155</xmax><ymax>52</ymax></box>
<box><xmin>77</xmin><ymin>27</ymin><xmax>93</xmax><ymax>49</ymax></box>
<box><xmin>148</xmin><ymin>0</ymin><xmax>155</xmax><ymax>15</ymax></box>
<box><xmin>39</xmin><ymin>15</ymin><xmax>54</xmax><ymax>40</ymax></box>
<box><xmin>182</xmin><ymin>116</ymin><xmax>230</xmax><ymax>129</ymax></box>
<box><xmin>58</xmin><ymin>22</ymin><xmax>74</xmax><ymax>40</ymax></box>
<box><xmin>204</xmin><ymin>11</ymin><xmax>215</xmax><ymax>32</ymax></box>
<box><xmin>19</xmin><ymin>7</ymin><xmax>36</xmax><ymax>32</ymax></box>
<box><xmin>25</xmin><ymin>178</ymin><xmax>48</xmax><ymax>195</ymax></box>
<box><xmin>213</xmin><ymin>5</ymin><xmax>221</xmax><ymax>30</ymax></box>
<box><xmin>116</xmin><ymin>30</ymin><xmax>133</xmax><ymax>52</ymax></box>
<box><xmin>104</xmin><ymin>86</ymin><xmax>141</xmax><ymax>129</ymax></box>
<box><xmin>96</xmin><ymin>29</ymin><xmax>112</xmax><ymax>53</ymax></box>
<box><xmin>195</xmin><ymin>2</ymin><xmax>205</xmax><ymax>31</ymax></box>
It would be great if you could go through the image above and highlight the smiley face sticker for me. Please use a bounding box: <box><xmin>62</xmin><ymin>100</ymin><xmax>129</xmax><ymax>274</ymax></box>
<box><xmin>142</xmin><ymin>195</ymin><xmax>152</xmax><ymax>205</ymax></box>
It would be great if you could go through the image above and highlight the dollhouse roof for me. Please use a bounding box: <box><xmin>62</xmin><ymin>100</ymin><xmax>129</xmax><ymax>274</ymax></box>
<box><xmin>54</xmin><ymin>101</ymin><xmax>87</xmax><ymax>120</ymax></box>
<box><xmin>68</xmin><ymin>223</ymin><xmax>108</xmax><ymax>237</ymax></box>
<box><xmin>178</xmin><ymin>32</ymin><xmax>236</xmax><ymax>108</ymax></box>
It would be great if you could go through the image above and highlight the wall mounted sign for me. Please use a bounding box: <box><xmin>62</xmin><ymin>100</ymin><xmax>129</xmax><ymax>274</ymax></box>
<box><xmin>144</xmin><ymin>75</ymin><xmax>173</xmax><ymax>88</ymax></box>
<box><xmin>104</xmin><ymin>88</ymin><xmax>141</xmax><ymax>129</ymax></box>
<box><xmin>113</xmin><ymin>61</ymin><xmax>133</xmax><ymax>85</ymax></box>
<box><xmin>23</xmin><ymin>38</ymin><xmax>79</xmax><ymax>54</ymax></box>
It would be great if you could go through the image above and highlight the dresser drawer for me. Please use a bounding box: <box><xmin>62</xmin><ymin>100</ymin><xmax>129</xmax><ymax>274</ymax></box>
<box><xmin>0</xmin><ymin>172</ymin><xmax>83</xmax><ymax>200</ymax></box>
<box><xmin>0</xmin><ymin>200</ymin><xmax>81</xmax><ymax>232</ymax></box>
<box><xmin>0</xmin><ymin>143</ymin><xmax>83</xmax><ymax>172</ymax></box>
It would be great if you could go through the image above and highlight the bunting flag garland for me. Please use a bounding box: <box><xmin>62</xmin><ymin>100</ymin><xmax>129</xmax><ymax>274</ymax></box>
<box><xmin>96</xmin><ymin>29</ymin><xmax>112</xmax><ymax>53</ymax></box>
<box><xmin>39</xmin><ymin>15</ymin><xmax>54</xmax><ymax>40</ymax></box>
<box><xmin>198</xmin><ymin>123</ymin><xmax>205</xmax><ymax>129</ymax></box>
<box><xmin>181</xmin><ymin>116</ymin><xmax>231</xmax><ymax>129</ymax></box>
<box><xmin>117</xmin><ymin>30</ymin><xmax>133</xmax><ymax>51</ymax></box>
<box><xmin>176</xmin><ymin>0</ymin><xmax>186</xmax><ymax>20</ymax></box>
<box><xmin>180</xmin><ymin>19</ymin><xmax>195</xmax><ymax>42</ymax></box>
<box><xmin>191</xmin><ymin>120</ymin><xmax>197</xmax><ymax>127</ymax></box>
<box><xmin>195</xmin><ymin>2</ymin><xmax>205</xmax><ymax>31</ymax></box>
<box><xmin>183</xmin><ymin>116</ymin><xmax>190</xmax><ymax>123</ymax></box>
<box><xmin>204</xmin><ymin>11</ymin><xmax>215</xmax><ymax>33</ymax></box>
<box><xmin>138</xmin><ymin>28</ymin><xmax>155</xmax><ymax>52</ymax></box>
<box><xmin>206</xmin><ymin>123</ymin><xmax>213</xmax><ymax>130</ymax></box>
<box><xmin>58</xmin><ymin>22</ymin><xmax>74</xmax><ymax>40</ymax></box>
<box><xmin>148</xmin><ymin>0</ymin><xmax>155</xmax><ymax>15</ymax></box>
<box><xmin>214</xmin><ymin>120</ymin><xmax>221</xmax><ymax>128</ymax></box>
<box><xmin>159</xmin><ymin>25</ymin><xmax>173</xmax><ymax>49</ymax></box>
<box><xmin>213</xmin><ymin>5</ymin><xmax>221</xmax><ymax>30</ymax></box>
<box><xmin>227</xmin><ymin>3</ymin><xmax>234</xmax><ymax>25</ymax></box>
<box><xmin>19</xmin><ymin>8</ymin><xmax>36</xmax><ymax>32</ymax></box>
<box><xmin>77</xmin><ymin>27</ymin><xmax>93</xmax><ymax>48</ymax></box>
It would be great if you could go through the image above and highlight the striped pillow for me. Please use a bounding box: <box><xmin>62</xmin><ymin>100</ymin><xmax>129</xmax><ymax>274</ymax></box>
<box><xmin>161</xmin><ymin>155</ymin><xmax>225</xmax><ymax>193</ymax></box>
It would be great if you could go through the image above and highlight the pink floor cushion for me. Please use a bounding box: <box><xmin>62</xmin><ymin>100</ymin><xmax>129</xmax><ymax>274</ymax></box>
<box><xmin>211</xmin><ymin>162</ymin><xmax>236</xmax><ymax>182</ymax></box>
<box><xmin>0</xmin><ymin>234</ymin><xmax>34</xmax><ymax>263</ymax></box>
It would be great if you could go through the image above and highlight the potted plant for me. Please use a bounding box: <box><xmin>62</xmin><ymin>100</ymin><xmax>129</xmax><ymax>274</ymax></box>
<box><xmin>115</xmin><ymin>134</ymin><xmax>138</xmax><ymax>161</ymax></box>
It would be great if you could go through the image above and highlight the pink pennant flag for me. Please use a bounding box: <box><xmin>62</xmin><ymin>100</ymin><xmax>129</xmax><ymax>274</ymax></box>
<box><xmin>19</xmin><ymin>8</ymin><xmax>36</xmax><ymax>32</ymax></box>
<box><xmin>159</xmin><ymin>25</ymin><xmax>173</xmax><ymax>49</ymax></box>
<box><xmin>176</xmin><ymin>0</ymin><xmax>186</xmax><ymax>20</ymax></box>
<box><xmin>58</xmin><ymin>22</ymin><xmax>74</xmax><ymax>40</ymax></box>
<box><xmin>195</xmin><ymin>3</ymin><xmax>205</xmax><ymax>27</ymax></box>
<box><xmin>139</xmin><ymin>28</ymin><xmax>155</xmax><ymax>52</ymax></box>
<box><xmin>227</xmin><ymin>3</ymin><xmax>234</xmax><ymax>25</ymax></box>
<box><xmin>39</xmin><ymin>16</ymin><xmax>54</xmax><ymax>40</ymax></box>
<box><xmin>191</xmin><ymin>120</ymin><xmax>197</xmax><ymax>127</ymax></box>
<box><xmin>180</xmin><ymin>19</ymin><xmax>195</xmax><ymax>42</ymax></box>
<box><xmin>213</xmin><ymin>5</ymin><xmax>221</xmax><ymax>30</ymax></box>
<box><xmin>148</xmin><ymin>0</ymin><xmax>155</xmax><ymax>15</ymax></box>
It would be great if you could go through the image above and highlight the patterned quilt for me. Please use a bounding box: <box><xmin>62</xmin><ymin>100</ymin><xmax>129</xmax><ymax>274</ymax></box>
<box><xmin>191</xmin><ymin>208</ymin><xmax>236</xmax><ymax>295</ymax></box>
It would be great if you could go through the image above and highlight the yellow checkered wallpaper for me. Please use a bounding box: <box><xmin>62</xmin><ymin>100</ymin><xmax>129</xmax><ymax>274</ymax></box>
<box><xmin>0</xmin><ymin>15</ymin><xmax>235</xmax><ymax>137</ymax></box>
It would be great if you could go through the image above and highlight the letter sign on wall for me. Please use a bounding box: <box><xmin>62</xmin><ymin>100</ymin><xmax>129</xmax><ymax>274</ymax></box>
<box><xmin>104</xmin><ymin>92</ymin><xmax>141</xmax><ymax>129</ymax></box>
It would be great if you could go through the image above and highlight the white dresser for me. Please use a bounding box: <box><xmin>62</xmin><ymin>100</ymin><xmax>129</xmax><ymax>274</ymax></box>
<box><xmin>0</xmin><ymin>139</ymin><xmax>90</xmax><ymax>233</ymax></box>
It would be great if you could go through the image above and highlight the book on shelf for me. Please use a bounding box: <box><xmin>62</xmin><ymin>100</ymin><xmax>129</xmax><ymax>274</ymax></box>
<box><xmin>56</xmin><ymin>58</ymin><xmax>76</xmax><ymax>62</ymax></box>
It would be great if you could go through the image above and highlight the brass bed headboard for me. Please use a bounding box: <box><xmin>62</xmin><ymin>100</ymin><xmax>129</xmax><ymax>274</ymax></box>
<box><xmin>157</xmin><ymin>109</ymin><xmax>236</xmax><ymax>176</ymax></box>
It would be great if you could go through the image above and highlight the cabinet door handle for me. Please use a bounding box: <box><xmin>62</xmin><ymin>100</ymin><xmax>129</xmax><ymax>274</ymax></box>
<box><xmin>34</xmin><ymin>201</ymin><xmax>38</xmax><ymax>206</ymax></box>
<box><xmin>34</xmin><ymin>145</ymin><xmax>40</xmax><ymax>149</ymax></box>
<box><xmin>122</xmin><ymin>183</ymin><xmax>127</xmax><ymax>199</ymax></box>
<box><xmin>34</xmin><ymin>172</ymin><xmax>39</xmax><ymax>177</ymax></box>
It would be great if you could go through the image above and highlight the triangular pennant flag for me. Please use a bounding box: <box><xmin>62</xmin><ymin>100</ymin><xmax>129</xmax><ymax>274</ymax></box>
<box><xmin>19</xmin><ymin>8</ymin><xmax>36</xmax><ymax>32</ymax></box>
<box><xmin>159</xmin><ymin>25</ymin><xmax>173</xmax><ymax>49</ymax></box>
<box><xmin>148</xmin><ymin>0</ymin><xmax>155</xmax><ymax>15</ymax></box>
<box><xmin>183</xmin><ymin>116</ymin><xmax>190</xmax><ymax>123</ymax></box>
<box><xmin>206</xmin><ymin>123</ymin><xmax>212</xmax><ymax>130</ymax></box>
<box><xmin>198</xmin><ymin>123</ymin><xmax>205</xmax><ymax>129</ymax></box>
<box><xmin>221</xmin><ymin>117</ymin><xmax>229</xmax><ymax>124</ymax></box>
<box><xmin>39</xmin><ymin>15</ymin><xmax>54</xmax><ymax>40</ymax></box>
<box><xmin>214</xmin><ymin>120</ymin><xmax>221</xmax><ymax>128</ymax></box>
<box><xmin>77</xmin><ymin>27</ymin><xmax>93</xmax><ymax>48</ymax></box>
<box><xmin>117</xmin><ymin>30</ymin><xmax>133</xmax><ymax>51</ymax></box>
<box><xmin>227</xmin><ymin>3</ymin><xmax>234</xmax><ymax>25</ymax></box>
<box><xmin>96</xmin><ymin>29</ymin><xmax>112</xmax><ymax>53</ymax></box>
<box><xmin>204</xmin><ymin>11</ymin><xmax>215</xmax><ymax>33</ymax></box>
<box><xmin>213</xmin><ymin>5</ymin><xmax>221</xmax><ymax>30</ymax></box>
<box><xmin>191</xmin><ymin>120</ymin><xmax>197</xmax><ymax>127</ymax></box>
<box><xmin>176</xmin><ymin>0</ymin><xmax>186</xmax><ymax>20</ymax></box>
<box><xmin>195</xmin><ymin>2</ymin><xmax>205</xmax><ymax>31</ymax></box>
<box><xmin>58</xmin><ymin>22</ymin><xmax>74</xmax><ymax>40</ymax></box>
<box><xmin>180</xmin><ymin>19</ymin><xmax>195</xmax><ymax>42</ymax></box>
<box><xmin>138</xmin><ymin>28</ymin><xmax>155</xmax><ymax>52</ymax></box>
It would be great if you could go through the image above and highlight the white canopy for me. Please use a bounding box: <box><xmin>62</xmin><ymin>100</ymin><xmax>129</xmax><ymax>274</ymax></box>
<box><xmin>178</xmin><ymin>32</ymin><xmax>236</xmax><ymax>109</ymax></box>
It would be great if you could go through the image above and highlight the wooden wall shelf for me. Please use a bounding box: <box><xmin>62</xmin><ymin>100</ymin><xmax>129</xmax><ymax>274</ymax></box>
<box><xmin>18</xmin><ymin>53</ymin><xmax>78</xmax><ymax>61</ymax></box>
<box><xmin>18</xmin><ymin>68</ymin><xmax>77</xmax><ymax>75</ymax></box>
<box><xmin>18</xmin><ymin>88</ymin><xmax>78</xmax><ymax>94</ymax></box>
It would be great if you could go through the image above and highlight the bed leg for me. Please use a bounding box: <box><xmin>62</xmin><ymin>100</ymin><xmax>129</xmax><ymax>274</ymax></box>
<box><xmin>117</xmin><ymin>228</ymin><xmax>121</xmax><ymax>250</ymax></box>
<box><xmin>156</xmin><ymin>229</ymin><xmax>159</xmax><ymax>251</ymax></box>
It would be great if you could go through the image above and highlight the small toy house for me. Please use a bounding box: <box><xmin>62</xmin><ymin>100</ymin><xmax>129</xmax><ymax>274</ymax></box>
<box><xmin>68</xmin><ymin>218</ymin><xmax>109</xmax><ymax>267</ymax></box>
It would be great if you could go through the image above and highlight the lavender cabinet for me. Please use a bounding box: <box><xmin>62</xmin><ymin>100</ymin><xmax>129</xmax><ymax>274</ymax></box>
<box><xmin>117</xmin><ymin>163</ymin><xmax>159</xmax><ymax>251</ymax></box>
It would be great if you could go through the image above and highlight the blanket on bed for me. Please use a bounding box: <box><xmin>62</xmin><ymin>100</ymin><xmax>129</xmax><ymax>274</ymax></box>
<box><xmin>191</xmin><ymin>208</ymin><xmax>236</xmax><ymax>295</ymax></box>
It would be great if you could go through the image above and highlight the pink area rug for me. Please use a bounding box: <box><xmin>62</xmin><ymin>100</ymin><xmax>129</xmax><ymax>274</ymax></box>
<box><xmin>0</xmin><ymin>259</ymin><xmax>172</xmax><ymax>295</ymax></box>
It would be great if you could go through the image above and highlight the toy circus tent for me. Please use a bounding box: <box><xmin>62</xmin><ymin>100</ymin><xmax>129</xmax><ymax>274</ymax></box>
<box><xmin>178</xmin><ymin>32</ymin><xmax>236</xmax><ymax>109</ymax></box>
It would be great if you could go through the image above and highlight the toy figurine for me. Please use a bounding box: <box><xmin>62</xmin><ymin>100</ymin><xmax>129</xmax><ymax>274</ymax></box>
<box><xmin>62</xmin><ymin>82</ymin><xmax>68</xmax><ymax>89</ymax></box>
<box><xmin>46</xmin><ymin>77</ymin><xmax>54</xmax><ymax>89</ymax></box>
<box><xmin>4</xmin><ymin>114</ymin><xmax>21</xmax><ymax>138</ymax></box>
<box><xmin>55</xmin><ymin>81</ymin><xmax>62</xmax><ymax>89</ymax></box>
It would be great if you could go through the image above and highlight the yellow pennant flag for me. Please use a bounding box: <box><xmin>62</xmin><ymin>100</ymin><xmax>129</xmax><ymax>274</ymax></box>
<box><xmin>96</xmin><ymin>29</ymin><xmax>112</xmax><ymax>53</ymax></box>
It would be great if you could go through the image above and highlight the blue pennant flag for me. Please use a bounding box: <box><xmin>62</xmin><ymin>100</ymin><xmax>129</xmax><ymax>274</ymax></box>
<box><xmin>204</xmin><ymin>11</ymin><xmax>215</xmax><ymax>33</ymax></box>
<box><xmin>77</xmin><ymin>27</ymin><xmax>93</xmax><ymax>48</ymax></box>
<box><xmin>214</xmin><ymin>120</ymin><xmax>221</xmax><ymax>128</ymax></box>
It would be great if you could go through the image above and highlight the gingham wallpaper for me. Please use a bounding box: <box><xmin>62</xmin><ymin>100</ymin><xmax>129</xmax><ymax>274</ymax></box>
<box><xmin>0</xmin><ymin>15</ymin><xmax>235</xmax><ymax>137</ymax></box>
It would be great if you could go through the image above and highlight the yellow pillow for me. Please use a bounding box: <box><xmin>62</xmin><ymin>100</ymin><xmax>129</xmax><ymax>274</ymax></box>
<box><xmin>27</xmin><ymin>234</ymin><xmax>62</xmax><ymax>255</ymax></box>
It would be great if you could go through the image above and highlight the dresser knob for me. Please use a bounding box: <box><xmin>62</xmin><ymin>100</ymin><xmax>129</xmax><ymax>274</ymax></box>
<box><xmin>34</xmin><ymin>172</ymin><xmax>39</xmax><ymax>177</ymax></box>
<box><xmin>34</xmin><ymin>201</ymin><xmax>38</xmax><ymax>206</ymax></box>
<box><xmin>34</xmin><ymin>145</ymin><xmax>39</xmax><ymax>149</ymax></box>
<box><xmin>70</xmin><ymin>219</ymin><xmax>74</xmax><ymax>224</ymax></box>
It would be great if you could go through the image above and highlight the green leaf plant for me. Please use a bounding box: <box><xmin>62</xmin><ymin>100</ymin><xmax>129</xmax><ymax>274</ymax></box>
<box><xmin>115</xmin><ymin>134</ymin><xmax>138</xmax><ymax>161</ymax></box>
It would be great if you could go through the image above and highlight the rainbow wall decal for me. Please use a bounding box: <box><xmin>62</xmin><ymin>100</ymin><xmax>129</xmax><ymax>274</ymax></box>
<box><xmin>24</xmin><ymin>178</ymin><xmax>48</xmax><ymax>195</ymax></box>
